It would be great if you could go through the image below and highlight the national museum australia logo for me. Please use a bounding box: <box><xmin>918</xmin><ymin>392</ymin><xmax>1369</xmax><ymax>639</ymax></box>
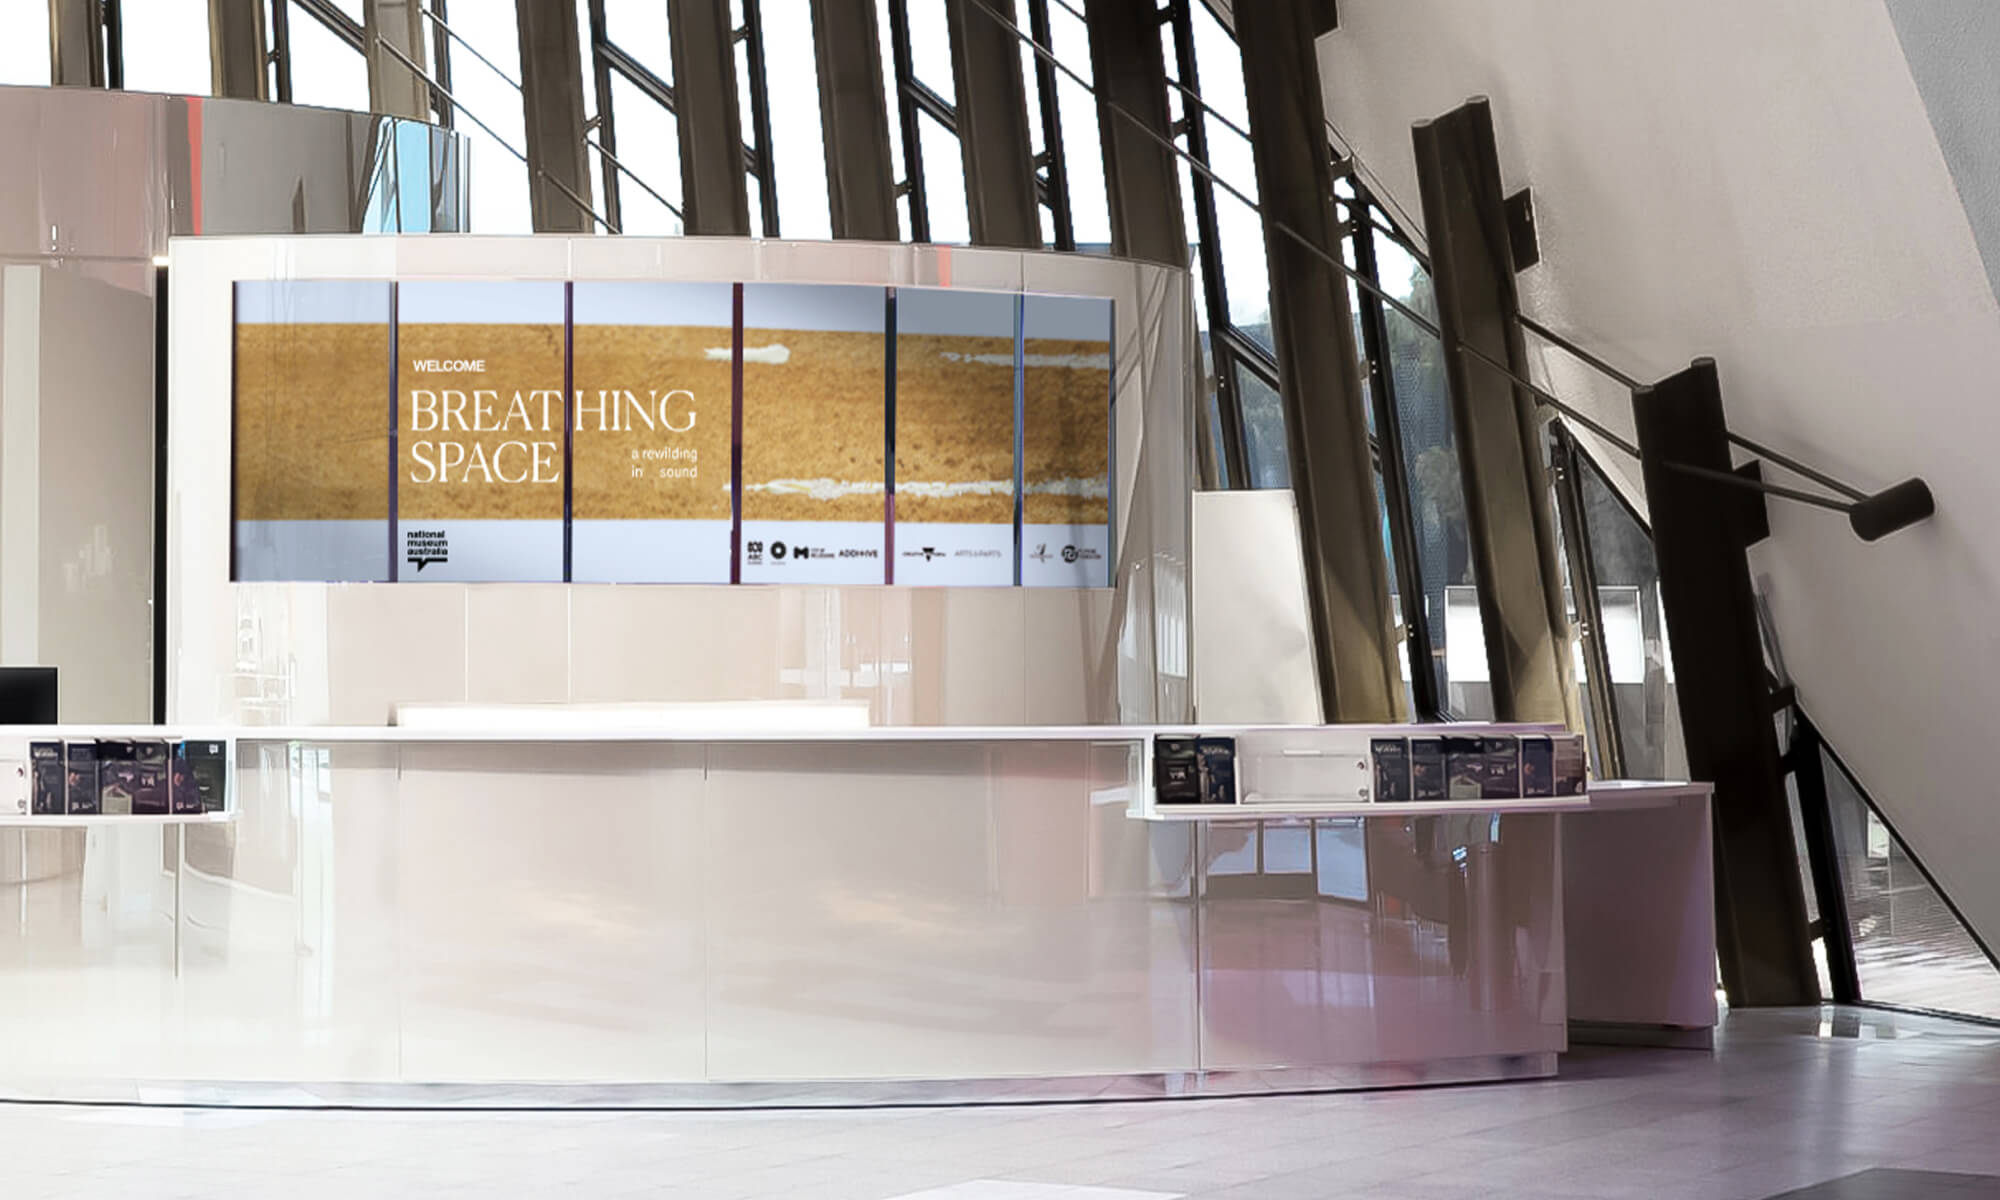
<box><xmin>405</xmin><ymin>529</ymin><xmax>450</xmax><ymax>572</ymax></box>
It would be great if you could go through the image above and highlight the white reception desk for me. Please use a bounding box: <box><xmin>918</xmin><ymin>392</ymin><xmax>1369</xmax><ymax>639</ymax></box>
<box><xmin>0</xmin><ymin>723</ymin><xmax>1710</xmax><ymax>1107</ymax></box>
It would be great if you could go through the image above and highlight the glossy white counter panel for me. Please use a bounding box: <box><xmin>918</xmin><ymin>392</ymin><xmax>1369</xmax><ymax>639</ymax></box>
<box><xmin>0</xmin><ymin>733</ymin><xmax>1570</xmax><ymax>1105</ymax></box>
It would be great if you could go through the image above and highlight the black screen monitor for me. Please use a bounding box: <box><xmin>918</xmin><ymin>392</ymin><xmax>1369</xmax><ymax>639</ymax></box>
<box><xmin>0</xmin><ymin>668</ymin><xmax>57</xmax><ymax>724</ymax></box>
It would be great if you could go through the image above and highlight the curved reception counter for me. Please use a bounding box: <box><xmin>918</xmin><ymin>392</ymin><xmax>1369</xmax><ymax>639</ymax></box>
<box><xmin>0</xmin><ymin>722</ymin><xmax>1703</xmax><ymax>1108</ymax></box>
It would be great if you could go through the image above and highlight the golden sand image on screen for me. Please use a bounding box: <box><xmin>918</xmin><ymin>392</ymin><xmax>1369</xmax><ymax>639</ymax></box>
<box><xmin>571</xmin><ymin>324</ymin><xmax>732</xmax><ymax>520</ymax></box>
<box><xmin>1022</xmin><ymin>337</ymin><xmax>1112</xmax><ymax>525</ymax></box>
<box><xmin>740</xmin><ymin>329</ymin><xmax>887</xmax><ymax>523</ymax></box>
<box><xmin>894</xmin><ymin>332</ymin><xmax>1016</xmax><ymax>524</ymax></box>
<box><xmin>234</xmin><ymin>321</ymin><xmax>391</xmax><ymax>520</ymax></box>
<box><xmin>398</xmin><ymin>322</ymin><xmax>566</xmax><ymax>521</ymax></box>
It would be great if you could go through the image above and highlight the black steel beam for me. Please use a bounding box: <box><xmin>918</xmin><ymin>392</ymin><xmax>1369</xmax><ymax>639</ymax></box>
<box><xmin>270</xmin><ymin>0</ymin><xmax>293</xmax><ymax>102</ymax></box>
<box><xmin>49</xmin><ymin>0</ymin><xmax>108</xmax><ymax>86</ymax></box>
<box><xmin>740</xmin><ymin>0</ymin><xmax>780</xmax><ymax>235</ymax></box>
<box><xmin>1410</xmin><ymin>98</ymin><xmax>1575</xmax><ymax>726</ymax></box>
<box><xmin>810</xmin><ymin>0</ymin><xmax>900</xmax><ymax>241</ymax></box>
<box><xmin>1084</xmin><ymin>0</ymin><xmax>1186</xmax><ymax>267</ymax></box>
<box><xmin>1635</xmin><ymin>359</ymin><xmax>1819</xmax><ymax>1007</ymax></box>
<box><xmin>1235</xmin><ymin>0</ymin><xmax>1402</xmax><ymax>721</ymax></box>
<box><xmin>104</xmin><ymin>0</ymin><xmax>123</xmax><ymax>88</ymax></box>
<box><xmin>430</xmin><ymin>0</ymin><xmax>454</xmax><ymax>126</ymax></box>
<box><xmin>883</xmin><ymin>0</ymin><xmax>931</xmax><ymax>241</ymax></box>
<box><xmin>1164</xmin><ymin>0</ymin><xmax>1247</xmax><ymax>489</ymax></box>
<box><xmin>584</xmin><ymin>0</ymin><xmax>621</xmax><ymax>230</ymax></box>
<box><xmin>946</xmin><ymin>0</ymin><xmax>1044</xmax><ymax>247</ymax></box>
<box><xmin>667</xmin><ymin>0</ymin><xmax>752</xmax><ymax>235</ymax></box>
<box><xmin>516</xmin><ymin>0</ymin><xmax>596</xmax><ymax>232</ymax></box>
<box><xmin>209</xmin><ymin>0</ymin><xmax>271</xmax><ymax>99</ymax></box>
<box><xmin>1025</xmin><ymin>0</ymin><xmax>1074</xmax><ymax>250</ymax></box>
<box><xmin>1790</xmin><ymin>709</ymin><xmax>1862</xmax><ymax>1005</ymax></box>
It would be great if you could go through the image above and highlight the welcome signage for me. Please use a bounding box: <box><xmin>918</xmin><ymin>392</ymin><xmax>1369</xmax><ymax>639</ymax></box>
<box><xmin>230</xmin><ymin>279</ymin><xmax>1112</xmax><ymax>587</ymax></box>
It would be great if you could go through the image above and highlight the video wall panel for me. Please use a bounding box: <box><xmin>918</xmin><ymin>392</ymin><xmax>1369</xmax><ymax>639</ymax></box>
<box><xmin>739</xmin><ymin>284</ymin><xmax>888</xmax><ymax>585</ymax></box>
<box><xmin>396</xmin><ymin>280</ymin><xmax>567</xmax><ymax>582</ymax></box>
<box><xmin>230</xmin><ymin>279</ymin><xmax>1112</xmax><ymax>588</ymax></box>
<box><xmin>233</xmin><ymin>280</ymin><xmax>392</xmax><ymax>583</ymax></box>
<box><xmin>893</xmin><ymin>288</ymin><xmax>1018</xmax><ymax>587</ymax></box>
<box><xmin>1021</xmin><ymin>295</ymin><xmax>1113</xmax><ymax>588</ymax></box>
<box><xmin>571</xmin><ymin>282</ymin><xmax>734</xmax><ymax>583</ymax></box>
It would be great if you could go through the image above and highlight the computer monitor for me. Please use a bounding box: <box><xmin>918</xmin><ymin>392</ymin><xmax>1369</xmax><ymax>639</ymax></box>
<box><xmin>0</xmin><ymin>668</ymin><xmax>57</xmax><ymax>724</ymax></box>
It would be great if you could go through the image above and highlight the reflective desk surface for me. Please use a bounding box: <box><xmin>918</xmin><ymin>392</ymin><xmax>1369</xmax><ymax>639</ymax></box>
<box><xmin>0</xmin><ymin>724</ymin><xmax>1691</xmax><ymax>1108</ymax></box>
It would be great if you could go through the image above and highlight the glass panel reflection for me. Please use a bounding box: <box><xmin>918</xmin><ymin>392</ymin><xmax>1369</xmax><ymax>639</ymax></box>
<box><xmin>1576</xmin><ymin>446</ymin><xmax>1685</xmax><ymax>778</ymax></box>
<box><xmin>1827</xmin><ymin>750</ymin><xmax>2000</xmax><ymax>1021</ymax></box>
<box><xmin>1376</xmin><ymin>239</ymin><xmax>1492</xmax><ymax>719</ymax></box>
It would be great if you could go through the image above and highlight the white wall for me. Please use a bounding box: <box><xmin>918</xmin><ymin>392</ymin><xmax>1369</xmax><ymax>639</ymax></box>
<box><xmin>0</xmin><ymin>266</ymin><xmax>155</xmax><ymax>722</ymax></box>
<box><xmin>1319</xmin><ymin>1</ymin><xmax>2000</xmax><ymax>949</ymax></box>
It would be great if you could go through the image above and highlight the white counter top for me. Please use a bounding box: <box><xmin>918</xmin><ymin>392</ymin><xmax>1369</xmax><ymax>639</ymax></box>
<box><xmin>0</xmin><ymin>721</ymin><xmax>1566</xmax><ymax>746</ymax></box>
<box><xmin>0</xmin><ymin>812</ymin><xmax>235</xmax><ymax>828</ymax></box>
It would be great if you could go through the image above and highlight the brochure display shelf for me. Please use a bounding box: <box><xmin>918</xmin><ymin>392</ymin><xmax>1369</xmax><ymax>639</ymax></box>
<box><xmin>0</xmin><ymin>726</ymin><xmax>234</xmax><ymax>821</ymax></box>
<box><xmin>1139</xmin><ymin>796</ymin><xmax>1593</xmax><ymax>820</ymax></box>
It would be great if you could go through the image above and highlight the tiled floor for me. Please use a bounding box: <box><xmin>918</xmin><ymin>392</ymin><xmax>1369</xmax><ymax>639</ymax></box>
<box><xmin>7</xmin><ymin>1006</ymin><xmax>2000</xmax><ymax>1199</ymax></box>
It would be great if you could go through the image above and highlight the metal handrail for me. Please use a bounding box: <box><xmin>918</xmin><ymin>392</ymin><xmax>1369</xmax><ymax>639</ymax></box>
<box><xmin>419</xmin><ymin>7</ymin><xmax>521</xmax><ymax>92</ymax></box>
<box><xmin>587</xmin><ymin>135</ymin><xmax>684</xmax><ymax>221</ymax></box>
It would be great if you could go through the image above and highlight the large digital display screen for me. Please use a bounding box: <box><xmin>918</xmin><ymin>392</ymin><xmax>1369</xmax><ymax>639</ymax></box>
<box><xmin>230</xmin><ymin>279</ymin><xmax>1112</xmax><ymax>588</ymax></box>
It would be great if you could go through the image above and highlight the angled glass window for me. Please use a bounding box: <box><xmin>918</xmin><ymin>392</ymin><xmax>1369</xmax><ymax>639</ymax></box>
<box><xmin>121</xmin><ymin>0</ymin><xmax>213</xmax><ymax>96</ymax></box>
<box><xmin>442</xmin><ymin>3</ymin><xmax>533</xmax><ymax>233</ymax></box>
<box><xmin>1045</xmin><ymin>0</ymin><xmax>1108</xmax><ymax>251</ymax></box>
<box><xmin>287</xmin><ymin>3</ymin><xmax>369</xmax><ymax>113</ymax></box>
<box><xmin>606</xmin><ymin>72</ymin><xmax>685</xmax><ymax>234</ymax></box>
<box><xmin>918</xmin><ymin>113</ymin><xmax>970</xmax><ymax>245</ymax></box>
<box><xmin>0</xmin><ymin>0</ymin><xmax>52</xmax><ymax>86</ymax></box>
<box><xmin>1234</xmin><ymin>360</ymin><xmax>1287</xmax><ymax>490</ymax></box>
<box><xmin>603</xmin><ymin>0</ymin><xmax>673</xmax><ymax>66</ymax></box>
<box><xmin>900</xmin><ymin>0</ymin><xmax>953</xmax><ymax>97</ymax></box>
<box><xmin>1827</xmin><ymin>748</ymin><xmax>2000</xmax><ymax>1021</ymax></box>
<box><xmin>1576</xmin><ymin>444</ymin><xmax>1686</xmax><ymax>779</ymax></box>
<box><xmin>1375</xmin><ymin>235</ymin><xmax>1492</xmax><ymax>719</ymax></box>
<box><xmin>758</xmin><ymin>2</ymin><xmax>833</xmax><ymax>240</ymax></box>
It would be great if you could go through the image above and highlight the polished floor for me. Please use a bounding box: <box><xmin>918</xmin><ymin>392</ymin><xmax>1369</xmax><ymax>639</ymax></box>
<box><xmin>6</xmin><ymin>1006</ymin><xmax>2000</xmax><ymax>1199</ymax></box>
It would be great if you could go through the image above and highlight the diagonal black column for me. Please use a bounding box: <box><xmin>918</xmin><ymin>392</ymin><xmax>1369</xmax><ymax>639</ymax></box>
<box><xmin>945</xmin><ymin>0</ymin><xmax>1044</xmax><ymax>249</ymax></box>
<box><xmin>208</xmin><ymin>0</ymin><xmax>270</xmax><ymax>100</ymax></box>
<box><xmin>516</xmin><ymin>0</ymin><xmax>596</xmax><ymax>232</ymax></box>
<box><xmin>365</xmin><ymin>0</ymin><xmax>430</xmax><ymax>120</ymax></box>
<box><xmin>1411</xmin><ymin>98</ymin><xmax>1576</xmax><ymax>726</ymax></box>
<box><xmin>1084</xmin><ymin>0</ymin><xmax>1186</xmax><ymax>267</ymax></box>
<box><xmin>1635</xmin><ymin>359</ymin><xmax>1818</xmax><ymax>1007</ymax></box>
<box><xmin>1235</xmin><ymin>0</ymin><xmax>1402</xmax><ymax>722</ymax></box>
<box><xmin>49</xmin><ymin>0</ymin><xmax>109</xmax><ymax>86</ymax></box>
<box><xmin>667</xmin><ymin>0</ymin><xmax>752</xmax><ymax>236</ymax></box>
<box><xmin>811</xmin><ymin>0</ymin><xmax>900</xmax><ymax>241</ymax></box>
